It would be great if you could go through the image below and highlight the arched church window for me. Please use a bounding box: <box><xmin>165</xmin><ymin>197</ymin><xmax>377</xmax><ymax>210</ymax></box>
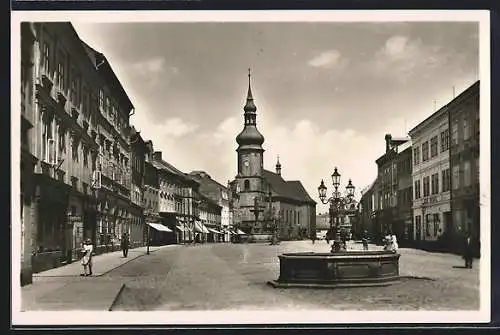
<box><xmin>244</xmin><ymin>180</ymin><xmax>250</xmax><ymax>191</ymax></box>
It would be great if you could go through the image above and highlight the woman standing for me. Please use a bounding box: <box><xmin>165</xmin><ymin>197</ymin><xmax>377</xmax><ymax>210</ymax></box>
<box><xmin>81</xmin><ymin>238</ymin><xmax>93</xmax><ymax>276</ymax></box>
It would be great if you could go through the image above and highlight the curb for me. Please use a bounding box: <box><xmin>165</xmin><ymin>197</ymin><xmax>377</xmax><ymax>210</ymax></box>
<box><xmin>108</xmin><ymin>283</ymin><xmax>126</xmax><ymax>311</ymax></box>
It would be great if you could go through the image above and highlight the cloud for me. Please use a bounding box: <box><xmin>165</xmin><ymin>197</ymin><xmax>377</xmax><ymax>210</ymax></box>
<box><xmin>162</xmin><ymin>118</ymin><xmax>199</xmax><ymax>138</ymax></box>
<box><xmin>308</xmin><ymin>50</ymin><xmax>348</xmax><ymax>70</ymax></box>
<box><xmin>132</xmin><ymin>57</ymin><xmax>165</xmax><ymax>74</ymax></box>
<box><xmin>368</xmin><ymin>35</ymin><xmax>452</xmax><ymax>83</ymax></box>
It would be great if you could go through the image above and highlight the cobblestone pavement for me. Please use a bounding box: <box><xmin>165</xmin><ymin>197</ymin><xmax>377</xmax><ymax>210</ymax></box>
<box><xmin>109</xmin><ymin>241</ymin><xmax>480</xmax><ymax>311</ymax></box>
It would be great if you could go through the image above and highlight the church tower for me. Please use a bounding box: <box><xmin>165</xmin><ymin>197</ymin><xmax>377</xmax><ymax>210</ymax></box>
<box><xmin>235</xmin><ymin>69</ymin><xmax>265</xmax><ymax>229</ymax></box>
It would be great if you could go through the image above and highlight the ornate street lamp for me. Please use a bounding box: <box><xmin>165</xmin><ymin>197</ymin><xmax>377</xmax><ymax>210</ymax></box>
<box><xmin>318</xmin><ymin>167</ymin><xmax>357</xmax><ymax>253</ymax></box>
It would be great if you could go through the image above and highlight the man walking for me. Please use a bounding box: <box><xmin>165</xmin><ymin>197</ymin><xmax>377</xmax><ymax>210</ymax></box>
<box><xmin>463</xmin><ymin>232</ymin><xmax>474</xmax><ymax>269</ymax></box>
<box><xmin>121</xmin><ymin>232</ymin><xmax>129</xmax><ymax>258</ymax></box>
<box><xmin>362</xmin><ymin>230</ymin><xmax>369</xmax><ymax>251</ymax></box>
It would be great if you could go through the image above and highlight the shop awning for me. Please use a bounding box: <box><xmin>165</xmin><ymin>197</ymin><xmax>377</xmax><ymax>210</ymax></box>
<box><xmin>147</xmin><ymin>222</ymin><xmax>173</xmax><ymax>232</ymax></box>
<box><xmin>207</xmin><ymin>228</ymin><xmax>223</xmax><ymax>234</ymax></box>
<box><xmin>236</xmin><ymin>229</ymin><xmax>246</xmax><ymax>235</ymax></box>
<box><xmin>194</xmin><ymin>221</ymin><xmax>210</xmax><ymax>233</ymax></box>
<box><xmin>176</xmin><ymin>225</ymin><xmax>186</xmax><ymax>232</ymax></box>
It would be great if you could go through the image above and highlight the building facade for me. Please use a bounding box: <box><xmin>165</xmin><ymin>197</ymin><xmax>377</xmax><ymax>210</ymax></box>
<box><xmin>409</xmin><ymin>103</ymin><xmax>452</xmax><ymax>245</ymax></box>
<box><xmin>396</xmin><ymin>145</ymin><xmax>413</xmax><ymax>246</ymax></box>
<box><xmin>189</xmin><ymin>171</ymin><xmax>231</xmax><ymax>242</ymax></box>
<box><xmin>20</xmin><ymin>23</ymin><xmax>136</xmax><ymax>283</ymax></box>
<box><xmin>128</xmin><ymin>127</ymin><xmax>147</xmax><ymax>248</ymax></box>
<box><xmin>231</xmin><ymin>72</ymin><xmax>316</xmax><ymax>241</ymax></box>
<box><xmin>358</xmin><ymin>179</ymin><xmax>377</xmax><ymax>240</ymax></box>
<box><xmin>449</xmin><ymin>81</ymin><xmax>480</xmax><ymax>255</ymax></box>
<box><xmin>143</xmin><ymin>140</ymin><xmax>161</xmax><ymax>244</ymax></box>
<box><xmin>372</xmin><ymin>135</ymin><xmax>411</xmax><ymax>243</ymax></box>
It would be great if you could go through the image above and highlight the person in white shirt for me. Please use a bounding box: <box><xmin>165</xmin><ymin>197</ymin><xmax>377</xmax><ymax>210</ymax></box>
<box><xmin>80</xmin><ymin>238</ymin><xmax>93</xmax><ymax>276</ymax></box>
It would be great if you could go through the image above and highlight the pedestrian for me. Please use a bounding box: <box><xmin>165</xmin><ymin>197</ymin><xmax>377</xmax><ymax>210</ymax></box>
<box><xmin>311</xmin><ymin>234</ymin><xmax>316</xmax><ymax>244</ymax></box>
<box><xmin>463</xmin><ymin>232</ymin><xmax>474</xmax><ymax>269</ymax></box>
<box><xmin>80</xmin><ymin>238</ymin><xmax>93</xmax><ymax>277</ymax></box>
<box><xmin>391</xmin><ymin>234</ymin><xmax>399</xmax><ymax>252</ymax></box>
<box><xmin>121</xmin><ymin>232</ymin><xmax>129</xmax><ymax>258</ymax></box>
<box><xmin>362</xmin><ymin>230</ymin><xmax>369</xmax><ymax>251</ymax></box>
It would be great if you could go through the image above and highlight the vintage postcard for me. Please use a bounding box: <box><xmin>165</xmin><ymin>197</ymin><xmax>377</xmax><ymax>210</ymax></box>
<box><xmin>11</xmin><ymin>10</ymin><xmax>491</xmax><ymax>326</ymax></box>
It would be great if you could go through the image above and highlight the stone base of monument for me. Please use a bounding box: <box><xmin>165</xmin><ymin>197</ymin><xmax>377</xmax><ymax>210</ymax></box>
<box><xmin>267</xmin><ymin>251</ymin><xmax>400</xmax><ymax>289</ymax></box>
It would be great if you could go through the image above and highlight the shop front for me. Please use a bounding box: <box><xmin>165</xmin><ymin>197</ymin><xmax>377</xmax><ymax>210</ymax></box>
<box><xmin>32</xmin><ymin>173</ymin><xmax>71</xmax><ymax>273</ymax></box>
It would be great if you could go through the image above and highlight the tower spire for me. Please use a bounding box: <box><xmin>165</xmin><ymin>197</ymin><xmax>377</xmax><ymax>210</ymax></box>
<box><xmin>276</xmin><ymin>155</ymin><xmax>282</xmax><ymax>176</ymax></box>
<box><xmin>244</xmin><ymin>68</ymin><xmax>256</xmax><ymax>114</ymax></box>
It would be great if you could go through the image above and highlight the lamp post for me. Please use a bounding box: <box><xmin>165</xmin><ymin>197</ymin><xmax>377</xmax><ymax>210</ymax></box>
<box><xmin>318</xmin><ymin>167</ymin><xmax>357</xmax><ymax>253</ymax></box>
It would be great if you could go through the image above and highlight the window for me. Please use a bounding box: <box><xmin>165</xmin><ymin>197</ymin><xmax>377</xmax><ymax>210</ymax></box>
<box><xmin>414</xmin><ymin>180</ymin><xmax>421</xmax><ymax>199</ymax></box>
<box><xmin>440</xmin><ymin>129</ymin><xmax>449</xmax><ymax>152</ymax></box>
<box><xmin>99</xmin><ymin>89</ymin><xmax>104</xmax><ymax>111</ymax></box>
<box><xmin>442</xmin><ymin>168</ymin><xmax>451</xmax><ymax>192</ymax></box>
<box><xmin>422</xmin><ymin>142</ymin><xmax>429</xmax><ymax>162</ymax></box>
<box><xmin>463</xmin><ymin>116</ymin><xmax>470</xmax><ymax>140</ymax></box>
<box><xmin>72</xmin><ymin>141</ymin><xmax>79</xmax><ymax>162</ymax></box>
<box><xmin>431</xmin><ymin>173</ymin><xmax>439</xmax><ymax>194</ymax></box>
<box><xmin>430</xmin><ymin>136</ymin><xmax>438</xmax><ymax>158</ymax></box>
<box><xmin>452</xmin><ymin>165</ymin><xmax>460</xmax><ymax>189</ymax></box>
<box><xmin>70</xmin><ymin>67</ymin><xmax>77</xmax><ymax>104</ymax></box>
<box><xmin>433</xmin><ymin>213</ymin><xmax>440</xmax><ymax>236</ymax></box>
<box><xmin>415</xmin><ymin>215</ymin><xmax>422</xmax><ymax>239</ymax></box>
<box><xmin>413</xmin><ymin>147</ymin><xmax>420</xmax><ymax>165</ymax></box>
<box><xmin>423</xmin><ymin>176</ymin><xmax>430</xmax><ymax>197</ymax></box>
<box><xmin>41</xmin><ymin>39</ymin><xmax>51</xmax><ymax>74</ymax></box>
<box><xmin>105</xmin><ymin>97</ymin><xmax>110</xmax><ymax>116</ymax></box>
<box><xmin>451</xmin><ymin>122</ymin><xmax>459</xmax><ymax>145</ymax></box>
<box><xmin>244</xmin><ymin>180</ymin><xmax>250</xmax><ymax>191</ymax></box>
<box><xmin>83</xmin><ymin>146</ymin><xmax>88</xmax><ymax>167</ymax></box>
<box><xmin>56</xmin><ymin>51</ymin><xmax>66</xmax><ymax>91</ymax></box>
<box><xmin>464</xmin><ymin>160</ymin><xmax>471</xmax><ymax>186</ymax></box>
<box><xmin>425</xmin><ymin>214</ymin><xmax>431</xmax><ymax>237</ymax></box>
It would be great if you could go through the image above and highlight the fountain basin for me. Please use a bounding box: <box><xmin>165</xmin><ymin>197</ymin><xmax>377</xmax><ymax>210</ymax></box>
<box><xmin>268</xmin><ymin>251</ymin><xmax>400</xmax><ymax>289</ymax></box>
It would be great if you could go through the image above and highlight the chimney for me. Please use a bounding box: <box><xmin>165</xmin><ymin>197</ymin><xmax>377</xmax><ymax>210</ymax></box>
<box><xmin>153</xmin><ymin>151</ymin><xmax>162</xmax><ymax>161</ymax></box>
<box><xmin>384</xmin><ymin>134</ymin><xmax>392</xmax><ymax>153</ymax></box>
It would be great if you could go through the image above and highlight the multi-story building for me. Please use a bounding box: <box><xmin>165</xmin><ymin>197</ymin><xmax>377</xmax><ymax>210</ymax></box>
<box><xmin>409</xmin><ymin>102</ymin><xmax>452</xmax><ymax>246</ymax></box>
<box><xmin>143</xmin><ymin>140</ymin><xmax>161</xmax><ymax>240</ymax></box>
<box><xmin>396</xmin><ymin>145</ymin><xmax>413</xmax><ymax>246</ymax></box>
<box><xmin>449</xmin><ymin>81</ymin><xmax>480</xmax><ymax>255</ymax></box>
<box><xmin>189</xmin><ymin>171</ymin><xmax>231</xmax><ymax>242</ymax></box>
<box><xmin>81</xmin><ymin>39</ymin><xmax>134</xmax><ymax>254</ymax></box>
<box><xmin>128</xmin><ymin>127</ymin><xmax>147</xmax><ymax>247</ymax></box>
<box><xmin>20</xmin><ymin>23</ymin><xmax>135</xmax><ymax>283</ymax></box>
<box><xmin>358</xmin><ymin>179</ymin><xmax>377</xmax><ymax>239</ymax></box>
<box><xmin>196</xmin><ymin>194</ymin><xmax>223</xmax><ymax>242</ymax></box>
<box><xmin>151</xmin><ymin>151</ymin><xmax>201</xmax><ymax>244</ymax></box>
<box><xmin>372</xmin><ymin>135</ymin><xmax>411</xmax><ymax>243</ymax></box>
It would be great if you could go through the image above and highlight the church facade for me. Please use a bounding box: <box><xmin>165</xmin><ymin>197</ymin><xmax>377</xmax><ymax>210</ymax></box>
<box><xmin>231</xmin><ymin>71</ymin><xmax>316</xmax><ymax>241</ymax></box>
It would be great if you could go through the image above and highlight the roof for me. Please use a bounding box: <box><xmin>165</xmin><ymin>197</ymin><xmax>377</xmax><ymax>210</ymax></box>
<box><xmin>151</xmin><ymin>159</ymin><xmax>198</xmax><ymax>186</ymax></box>
<box><xmin>78</xmin><ymin>38</ymin><xmax>134</xmax><ymax>112</ymax></box>
<box><xmin>409</xmin><ymin>80</ymin><xmax>479</xmax><ymax>137</ymax></box>
<box><xmin>188</xmin><ymin>172</ymin><xmax>229</xmax><ymax>205</ymax></box>
<box><xmin>262</xmin><ymin>170</ymin><xmax>316</xmax><ymax>205</ymax></box>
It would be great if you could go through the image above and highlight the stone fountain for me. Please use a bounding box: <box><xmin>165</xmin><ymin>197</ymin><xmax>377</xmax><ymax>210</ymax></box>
<box><xmin>268</xmin><ymin>167</ymin><xmax>400</xmax><ymax>289</ymax></box>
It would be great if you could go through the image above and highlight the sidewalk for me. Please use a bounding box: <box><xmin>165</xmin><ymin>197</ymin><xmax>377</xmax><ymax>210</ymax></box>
<box><xmin>21</xmin><ymin>244</ymin><xmax>177</xmax><ymax>311</ymax></box>
<box><xmin>34</xmin><ymin>245</ymin><xmax>170</xmax><ymax>278</ymax></box>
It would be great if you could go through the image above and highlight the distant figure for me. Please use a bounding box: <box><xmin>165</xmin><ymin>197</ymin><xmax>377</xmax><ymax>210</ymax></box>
<box><xmin>362</xmin><ymin>230</ymin><xmax>369</xmax><ymax>251</ymax></box>
<box><xmin>311</xmin><ymin>234</ymin><xmax>316</xmax><ymax>244</ymax></box>
<box><xmin>121</xmin><ymin>232</ymin><xmax>129</xmax><ymax>258</ymax></box>
<box><xmin>391</xmin><ymin>234</ymin><xmax>399</xmax><ymax>252</ymax></box>
<box><xmin>463</xmin><ymin>233</ymin><xmax>474</xmax><ymax>269</ymax></box>
<box><xmin>80</xmin><ymin>238</ymin><xmax>93</xmax><ymax>276</ymax></box>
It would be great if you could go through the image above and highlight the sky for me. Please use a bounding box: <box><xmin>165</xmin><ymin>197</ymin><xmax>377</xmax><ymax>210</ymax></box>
<box><xmin>72</xmin><ymin>20</ymin><xmax>479</xmax><ymax>213</ymax></box>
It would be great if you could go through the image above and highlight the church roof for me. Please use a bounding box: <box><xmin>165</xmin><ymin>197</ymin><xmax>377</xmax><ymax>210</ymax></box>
<box><xmin>262</xmin><ymin>170</ymin><xmax>316</xmax><ymax>205</ymax></box>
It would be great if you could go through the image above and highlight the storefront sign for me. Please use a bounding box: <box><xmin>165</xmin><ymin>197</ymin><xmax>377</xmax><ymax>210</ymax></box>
<box><xmin>68</xmin><ymin>215</ymin><xmax>82</xmax><ymax>222</ymax></box>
